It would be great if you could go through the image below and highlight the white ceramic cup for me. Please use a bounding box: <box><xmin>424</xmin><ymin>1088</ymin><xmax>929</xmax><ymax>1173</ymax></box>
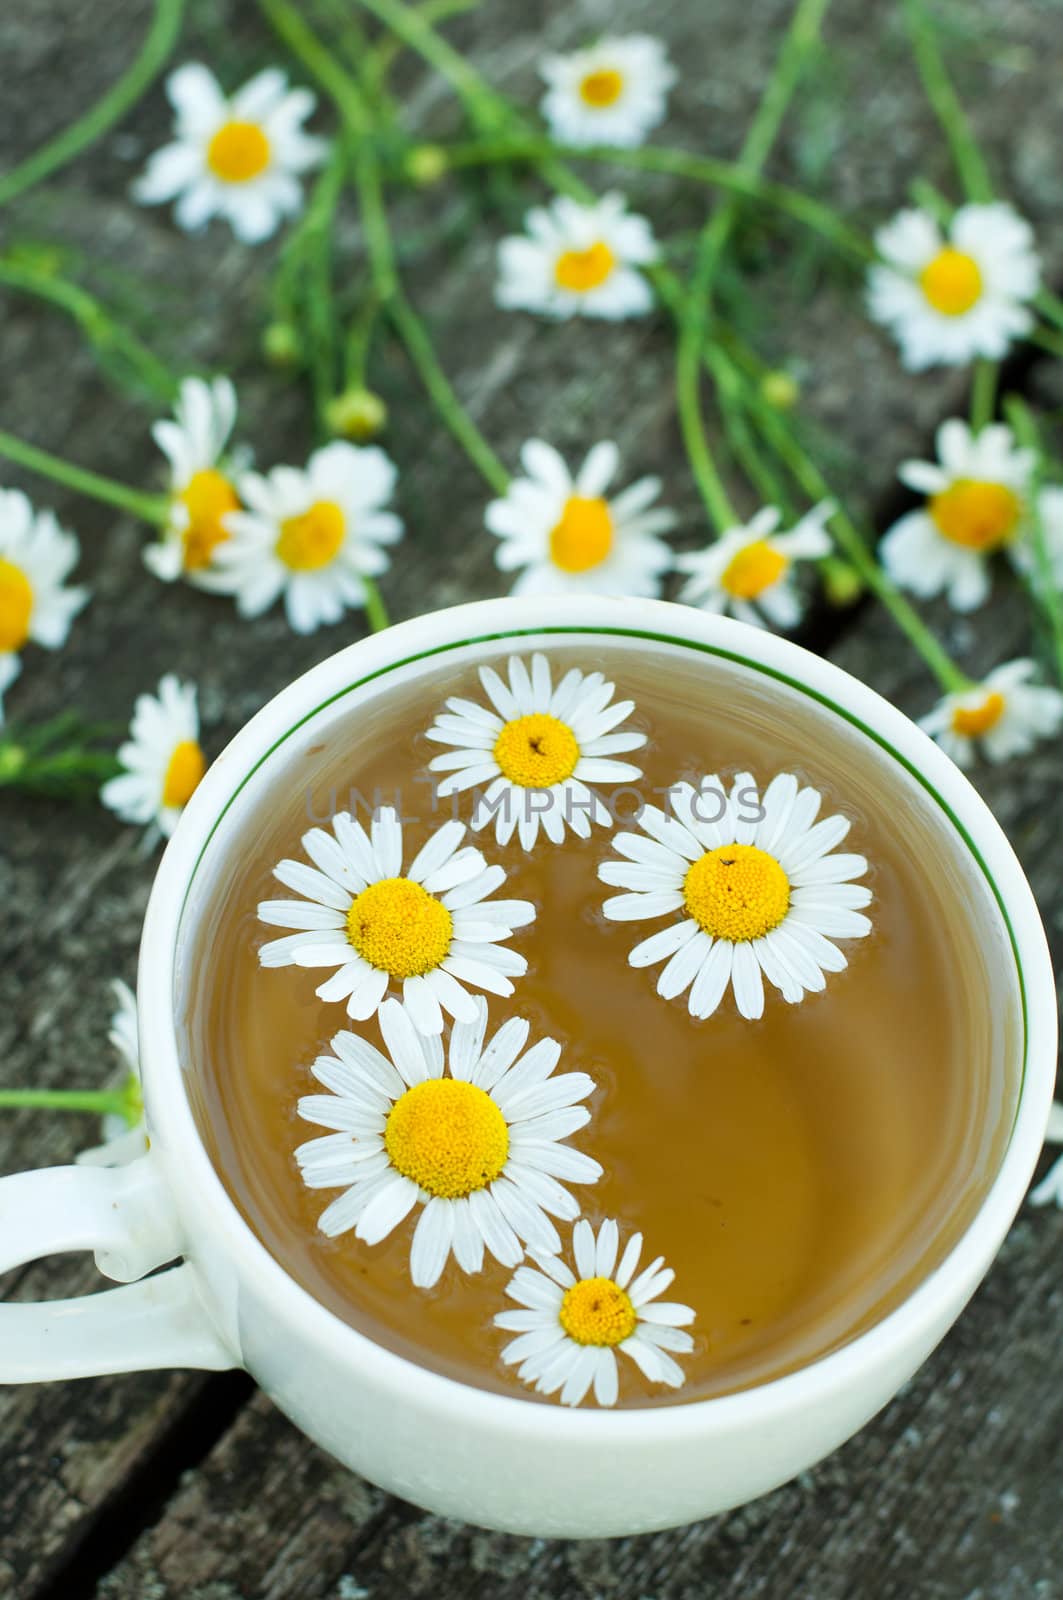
<box><xmin>0</xmin><ymin>596</ymin><xmax>1055</xmax><ymax>1538</ymax></box>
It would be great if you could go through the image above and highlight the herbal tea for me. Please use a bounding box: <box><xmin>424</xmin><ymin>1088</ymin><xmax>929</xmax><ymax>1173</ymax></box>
<box><xmin>181</xmin><ymin>641</ymin><xmax>1018</xmax><ymax>1409</ymax></box>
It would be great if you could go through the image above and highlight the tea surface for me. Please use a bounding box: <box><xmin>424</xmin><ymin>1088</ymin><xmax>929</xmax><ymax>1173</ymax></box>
<box><xmin>181</xmin><ymin>641</ymin><xmax>1018</xmax><ymax>1406</ymax></box>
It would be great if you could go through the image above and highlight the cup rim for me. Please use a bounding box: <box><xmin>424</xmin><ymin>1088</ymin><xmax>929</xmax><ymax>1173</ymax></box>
<box><xmin>139</xmin><ymin>595</ymin><xmax>1057</xmax><ymax>1441</ymax></box>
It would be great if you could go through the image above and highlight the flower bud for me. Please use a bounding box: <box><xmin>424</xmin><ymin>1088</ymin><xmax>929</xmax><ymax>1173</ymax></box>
<box><xmin>326</xmin><ymin>387</ymin><xmax>389</xmax><ymax>441</ymax></box>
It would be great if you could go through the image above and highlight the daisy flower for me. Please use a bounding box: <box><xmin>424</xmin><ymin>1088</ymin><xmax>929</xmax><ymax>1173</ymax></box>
<box><xmin>0</xmin><ymin>489</ymin><xmax>88</xmax><ymax>723</ymax></box>
<box><xmin>485</xmin><ymin>439</ymin><xmax>676</xmax><ymax>598</ymax></box>
<box><xmin>214</xmin><ymin>442</ymin><xmax>403</xmax><ymax>634</ymax></box>
<box><xmin>918</xmin><ymin>659</ymin><xmax>1063</xmax><ymax>769</ymax></box>
<box><xmin>143</xmin><ymin>376</ymin><xmax>244</xmax><ymax>588</ymax></box>
<box><xmin>133</xmin><ymin>62</ymin><xmax>327</xmax><ymax>243</ymax></box>
<box><xmin>1030</xmin><ymin>1102</ymin><xmax>1063</xmax><ymax>1209</ymax></box>
<box><xmin>257</xmin><ymin>808</ymin><xmax>535</xmax><ymax>1035</ymax></box>
<box><xmin>495</xmin><ymin>1218</ymin><xmax>695</xmax><ymax>1407</ymax></box>
<box><xmin>496</xmin><ymin>193</ymin><xmax>658</xmax><ymax>321</ymax></box>
<box><xmin>539</xmin><ymin>34</ymin><xmax>676</xmax><ymax>149</ymax></box>
<box><xmin>675</xmin><ymin>503</ymin><xmax>833</xmax><ymax>629</ymax></box>
<box><xmin>882</xmin><ymin>420</ymin><xmax>1035</xmax><ymax>612</ymax></box>
<box><xmin>100</xmin><ymin>675</ymin><xmax>206</xmax><ymax>842</ymax></box>
<box><xmin>867</xmin><ymin>202</ymin><xmax>1040</xmax><ymax>370</ymax></box>
<box><xmin>425</xmin><ymin>652</ymin><xmax>646</xmax><ymax>851</ymax></box>
<box><xmin>77</xmin><ymin>981</ymin><xmax>148</xmax><ymax>1169</ymax></box>
<box><xmin>599</xmin><ymin>771</ymin><xmax>872</xmax><ymax>1021</ymax></box>
<box><xmin>296</xmin><ymin>996</ymin><xmax>602</xmax><ymax>1288</ymax></box>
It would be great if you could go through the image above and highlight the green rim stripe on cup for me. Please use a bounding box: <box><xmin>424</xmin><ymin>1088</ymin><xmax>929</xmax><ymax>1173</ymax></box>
<box><xmin>182</xmin><ymin>624</ymin><xmax>1029</xmax><ymax>1114</ymax></box>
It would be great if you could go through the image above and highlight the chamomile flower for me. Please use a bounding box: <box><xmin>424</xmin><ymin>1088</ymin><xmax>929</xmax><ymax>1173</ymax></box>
<box><xmin>539</xmin><ymin>34</ymin><xmax>676</xmax><ymax>149</ymax></box>
<box><xmin>918</xmin><ymin>659</ymin><xmax>1063</xmax><ymax>769</ymax></box>
<box><xmin>143</xmin><ymin>376</ymin><xmax>243</xmax><ymax>587</ymax></box>
<box><xmin>215</xmin><ymin>442</ymin><xmax>403</xmax><ymax>634</ymax></box>
<box><xmin>133</xmin><ymin>62</ymin><xmax>327</xmax><ymax>242</ymax></box>
<box><xmin>599</xmin><ymin>772</ymin><xmax>872</xmax><ymax>1021</ymax></box>
<box><xmin>77</xmin><ymin>981</ymin><xmax>148</xmax><ymax>1169</ymax></box>
<box><xmin>867</xmin><ymin>203</ymin><xmax>1040</xmax><ymax>370</ymax></box>
<box><xmin>675</xmin><ymin>503</ymin><xmax>833</xmax><ymax>629</ymax></box>
<box><xmin>495</xmin><ymin>1218</ymin><xmax>695</xmax><ymax>1407</ymax></box>
<box><xmin>100</xmin><ymin>675</ymin><xmax>206</xmax><ymax>842</ymax></box>
<box><xmin>485</xmin><ymin>439</ymin><xmax>676</xmax><ymax>598</ymax></box>
<box><xmin>257</xmin><ymin>808</ymin><xmax>535</xmax><ymax>1035</ymax></box>
<box><xmin>1009</xmin><ymin>485</ymin><xmax>1063</xmax><ymax>589</ymax></box>
<box><xmin>0</xmin><ymin>490</ymin><xmax>88</xmax><ymax>723</ymax></box>
<box><xmin>425</xmin><ymin>652</ymin><xmax>646</xmax><ymax>851</ymax></box>
<box><xmin>1030</xmin><ymin>1102</ymin><xmax>1063</xmax><ymax>1209</ymax></box>
<box><xmin>882</xmin><ymin>420</ymin><xmax>1035</xmax><ymax>612</ymax></box>
<box><xmin>496</xmin><ymin>193</ymin><xmax>658</xmax><ymax>321</ymax></box>
<box><xmin>296</xmin><ymin>996</ymin><xmax>602</xmax><ymax>1288</ymax></box>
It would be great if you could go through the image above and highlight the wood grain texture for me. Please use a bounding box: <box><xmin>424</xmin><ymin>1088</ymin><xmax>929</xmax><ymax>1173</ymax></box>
<box><xmin>1</xmin><ymin>0</ymin><xmax>1060</xmax><ymax>1594</ymax></box>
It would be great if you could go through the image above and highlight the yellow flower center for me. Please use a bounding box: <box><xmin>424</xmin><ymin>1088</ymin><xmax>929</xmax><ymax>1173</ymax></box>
<box><xmin>720</xmin><ymin>539</ymin><xmax>789</xmax><ymax>600</ymax></box>
<box><xmin>950</xmin><ymin>690</ymin><xmax>1007</xmax><ymax>739</ymax></box>
<box><xmin>548</xmin><ymin>495</ymin><xmax>614</xmax><ymax>573</ymax></box>
<box><xmin>494</xmin><ymin>712</ymin><xmax>580</xmax><ymax>788</ymax></box>
<box><xmin>206</xmin><ymin>120</ymin><xmax>272</xmax><ymax>184</ymax></box>
<box><xmin>161</xmin><ymin>739</ymin><xmax>206</xmax><ymax>810</ymax></box>
<box><xmin>579</xmin><ymin>69</ymin><xmax>625</xmax><ymax>107</ymax></box>
<box><xmin>346</xmin><ymin>876</ymin><xmax>453</xmax><ymax>978</ymax></box>
<box><xmin>918</xmin><ymin>248</ymin><xmax>983</xmax><ymax>316</ymax></box>
<box><xmin>554</xmin><ymin>241</ymin><xmax>616</xmax><ymax>293</ymax></box>
<box><xmin>684</xmin><ymin>843</ymin><xmax>790</xmax><ymax>943</ymax></box>
<box><xmin>384</xmin><ymin>1077</ymin><xmax>509</xmax><ymax>1199</ymax></box>
<box><xmin>559</xmin><ymin>1276</ymin><xmax>637</xmax><ymax>1347</ymax></box>
<box><xmin>0</xmin><ymin>557</ymin><xmax>33</xmax><ymax>652</ymax></box>
<box><xmin>275</xmin><ymin>500</ymin><xmax>346</xmax><ymax>571</ymax></box>
<box><xmin>928</xmin><ymin>479</ymin><xmax>1021</xmax><ymax>552</ymax></box>
<box><xmin>177</xmin><ymin>468</ymin><xmax>240</xmax><ymax>571</ymax></box>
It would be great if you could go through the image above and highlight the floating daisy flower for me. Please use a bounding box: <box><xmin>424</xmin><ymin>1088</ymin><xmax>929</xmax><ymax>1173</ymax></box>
<box><xmin>485</xmin><ymin>439</ymin><xmax>676</xmax><ymax>598</ymax></box>
<box><xmin>143</xmin><ymin>376</ymin><xmax>243</xmax><ymax>588</ymax></box>
<box><xmin>296</xmin><ymin>996</ymin><xmax>602</xmax><ymax>1287</ymax></box>
<box><xmin>425</xmin><ymin>652</ymin><xmax>646</xmax><ymax>851</ymax></box>
<box><xmin>496</xmin><ymin>193</ymin><xmax>658</xmax><ymax>321</ymax></box>
<box><xmin>77</xmin><ymin>981</ymin><xmax>148</xmax><ymax>1169</ymax></box>
<box><xmin>258</xmin><ymin>808</ymin><xmax>535</xmax><ymax>1035</ymax></box>
<box><xmin>539</xmin><ymin>34</ymin><xmax>676</xmax><ymax>149</ymax></box>
<box><xmin>100</xmin><ymin>674</ymin><xmax>206</xmax><ymax>842</ymax></box>
<box><xmin>675</xmin><ymin>502</ymin><xmax>833</xmax><ymax>629</ymax></box>
<box><xmin>1030</xmin><ymin>1103</ymin><xmax>1063</xmax><ymax>1209</ymax></box>
<box><xmin>599</xmin><ymin>772</ymin><xmax>872</xmax><ymax>1021</ymax></box>
<box><xmin>495</xmin><ymin>1218</ymin><xmax>694</xmax><ymax>1407</ymax></box>
<box><xmin>882</xmin><ymin>420</ymin><xmax>1035</xmax><ymax>612</ymax></box>
<box><xmin>215</xmin><ymin>442</ymin><xmax>403</xmax><ymax>634</ymax></box>
<box><xmin>918</xmin><ymin>659</ymin><xmax>1063</xmax><ymax>769</ymax></box>
<box><xmin>0</xmin><ymin>489</ymin><xmax>88</xmax><ymax>723</ymax></box>
<box><xmin>133</xmin><ymin>62</ymin><xmax>327</xmax><ymax>242</ymax></box>
<box><xmin>867</xmin><ymin>202</ymin><xmax>1040</xmax><ymax>370</ymax></box>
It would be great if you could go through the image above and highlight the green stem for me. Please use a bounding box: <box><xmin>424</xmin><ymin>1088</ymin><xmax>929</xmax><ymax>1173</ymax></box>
<box><xmin>351</xmin><ymin>0</ymin><xmax>506</xmax><ymax>130</ymax></box>
<box><xmin>0</xmin><ymin>1088</ymin><xmax>129</xmax><ymax>1116</ymax></box>
<box><xmin>362</xmin><ymin>576</ymin><xmax>391</xmax><ymax>632</ymax></box>
<box><xmin>387</xmin><ymin>294</ymin><xmax>509</xmax><ymax>493</ymax></box>
<box><xmin>0</xmin><ymin>257</ymin><xmax>176</xmax><ymax>404</ymax></box>
<box><xmin>679</xmin><ymin>0</ymin><xmax>830</xmax><ymax>534</ymax></box>
<box><xmin>438</xmin><ymin>137</ymin><xmax>873</xmax><ymax>262</ymax></box>
<box><xmin>1005</xmin><ymin>397</ymin><xmax>1063</xmax><ymax>686</ymax></box>
<box><xmin>1029</xmin><ymin>324</ymin><xmax>1063</xmax><ymax>361</ymax></box>
<box><xmin>721</xmin><ymin>349</ymin><xmax>969</xmax><ymax>691</ymax></box>
<box><xmin>1034</xmin><ymin>289</ymin><xmax>1063</xmax><ymax>335</ymax></box>
<box><xmin>371</xmin><ymin>0</ymin><xmax>480</xmax><ymax>84</ymax></box>
<box><xmin>302</xmin><ymin>147</ymin><xmax>348</xmax><ymax>428</ymax></box>
<box><xmin>263</xmin><ymin>0</ymin><xmax>510</xmax><ymax>497</ymax></box>
<box><xmin>902</xmin><ymin>0</ymin><xmax>994</xmax><ymax>203</ymax></box>
<box><xmin>970</xmin><ymin>359</ymin><xmax>998</xmax><ymax>432</ymax></box>
<box><xmin>0</xmin><ymin>429</ymin><xmax>168</xmax><ymax>523</ymax></box>
<box><xmin>0</xmin><ymin>0</ymin><xmax>186</xmax><ymax>207</ymax></box>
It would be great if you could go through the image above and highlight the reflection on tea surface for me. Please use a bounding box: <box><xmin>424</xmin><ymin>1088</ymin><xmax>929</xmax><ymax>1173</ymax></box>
<box><xmin>181</xmin><ymin>641</ymin><xmax>1018</xmax><ymax>1407</ymax></box>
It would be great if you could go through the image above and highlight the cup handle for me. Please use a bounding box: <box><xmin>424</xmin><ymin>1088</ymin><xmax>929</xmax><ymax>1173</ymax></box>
<box><xmin>0</xmin><ymin>1156</ymin><xmax>235</xmax><ymax>1380</ymax></box>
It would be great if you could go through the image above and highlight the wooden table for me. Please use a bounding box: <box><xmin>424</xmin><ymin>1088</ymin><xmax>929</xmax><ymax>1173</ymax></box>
<box><xmin>1</xmin><ymin>1</ymin><xmax>1060</xmax><ymax>1594</ymax></box>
